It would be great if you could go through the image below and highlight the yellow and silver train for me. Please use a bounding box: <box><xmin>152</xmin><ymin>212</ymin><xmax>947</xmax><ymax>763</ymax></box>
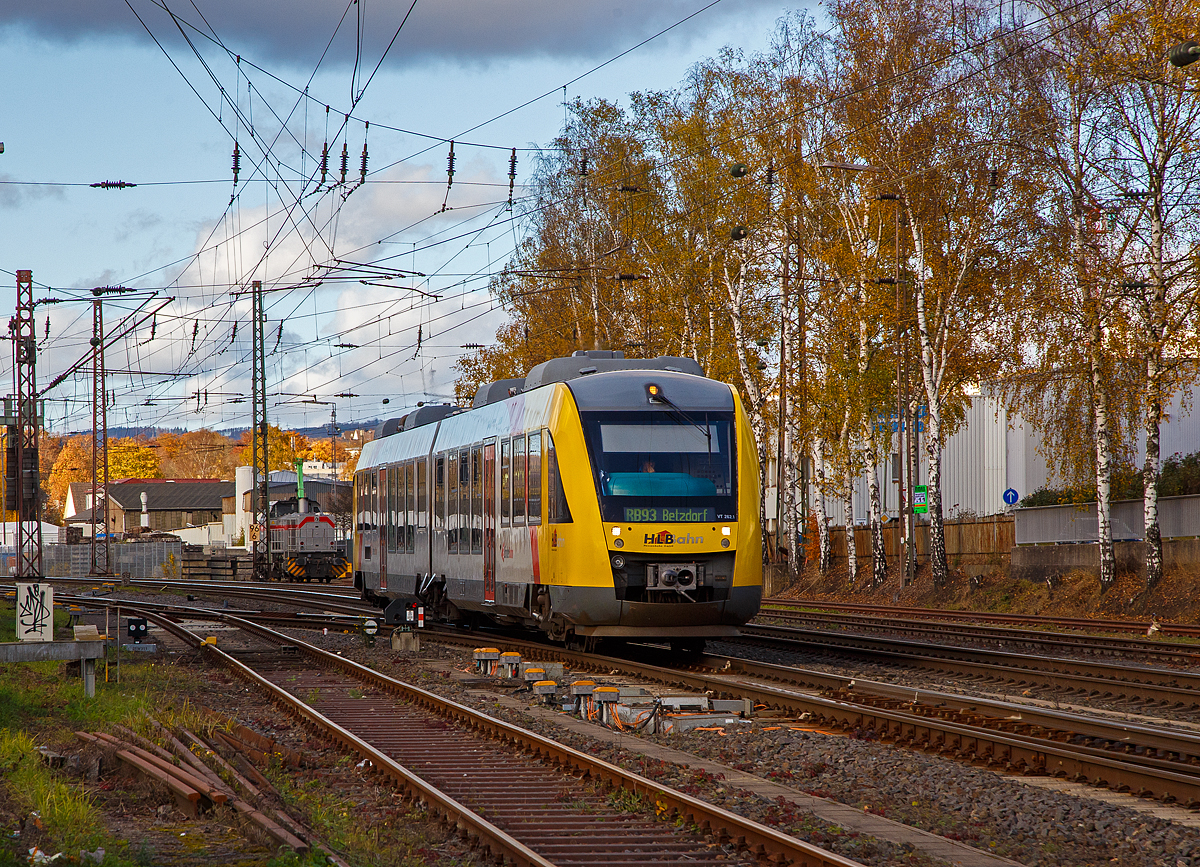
<box><xmin>352</xmin><ymin>350</ymin><xmax>762</xmax><ymax>649</ymax></box>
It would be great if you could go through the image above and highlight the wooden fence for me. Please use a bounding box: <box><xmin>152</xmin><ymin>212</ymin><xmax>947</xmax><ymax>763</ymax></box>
<box><xmin>802</xmin><ymin>514</ymin><xmax>1014</xmax><ymax>571</ymax></box>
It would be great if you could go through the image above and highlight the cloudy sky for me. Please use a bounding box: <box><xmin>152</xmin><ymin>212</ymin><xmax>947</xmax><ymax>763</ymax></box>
<box><xmin>0</xmin><ymin>0</ymin><xmax>795</xmax><ymax>434</ymax></box>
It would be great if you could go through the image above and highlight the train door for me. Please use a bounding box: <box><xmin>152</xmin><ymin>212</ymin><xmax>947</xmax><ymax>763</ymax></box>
<box><xmin>378</xmin><ymin>468</ymin><xmax>388</xmax><ymax>591</ymax></box>
<box><xmin>483</xmin><ymin>441</ymin><xmax>496</xmax><ymax>604</ymax></box>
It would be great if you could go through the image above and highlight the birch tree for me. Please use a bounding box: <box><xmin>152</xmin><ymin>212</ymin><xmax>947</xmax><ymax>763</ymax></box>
<box><xmin>1098</xmin><ymin>0</ymin><xmax>1200</xmax><ymax>589</ymax></box>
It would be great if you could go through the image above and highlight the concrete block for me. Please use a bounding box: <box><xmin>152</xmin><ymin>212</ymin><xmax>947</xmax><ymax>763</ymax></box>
<box><xmin>661</xmin><ymin>713</ymin><xmax>743</xmax><ymax>733</ymax></box>
<box><xmin>660</xmin><ymin>694</ymin><xmax>708</xmax><ymax>711</ymax></box>
<box><xmin>391</xmin><ymin>630</ymin><xmax>421</xmax><ymax>652</ymax></box>
<box><xmin>520</xmin><ymin>660</ymin><xmax>563</xmax><ymax>679</ymax></box>
<box><xmin>711</xmin><ymin>698</ymin><xmax>753</xmax><ymax>717</ymax></box>
<box><xmin>120</xmin><ymin>643</ymin><xmax>157</xmax><ymax>653</ymax></box>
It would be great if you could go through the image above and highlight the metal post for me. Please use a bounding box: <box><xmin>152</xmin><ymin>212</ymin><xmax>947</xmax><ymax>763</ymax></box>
<box><xmin>91</xmin><ymin>300</ymin><xmax>110</xmax><ymax>575</ymax></box>
<box><xmin>13</xmin><ymin>270</ymin><xmax>42</xmax><ymax>578</ymax></box>
<box><xmin>776</xmin><ymin>233</ymin><xmax>789</xmax><ymax>568</ymax></box>
<box><xmin>796</xmin><ymin>249</ymin><xmax>809</xmax><ymax>570</ymax></box>
<box><xmin>250</xmin><ymin>280</ymin><xmax>271</xmax><ymax>580</ymax></box>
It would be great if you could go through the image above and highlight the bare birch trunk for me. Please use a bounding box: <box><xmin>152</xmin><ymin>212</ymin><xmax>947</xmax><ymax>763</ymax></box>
<box><xmin>844</xmin><ymin>457</ymin><xmax>857</xmax><ymax>587</ymax></box>
<box><xmin>723</xmin><ymin>260</ymin><xmax>769</xmax><ymax>566</ymax></box>
<box><xmin>923</xmin><ymin>408</ymin><xmax>948</xmax><ymax>586</ymax></box>
<box><xmin>1089</xmin><ymin>324</ymin><xmax>1116</xmax><ymax>592</ymax></box>
<box><xmin>1144</xmin><ymin>203</ymin><xmax>1166</xmax><ymax>590</ymax></box>
<box><xmin>813</xmin><ymin>438</ymin><xmax>831</xmax><ymax>573</ymax></box>
<box><xmin>910</xmin><ymin>223</ymin><xmax>949</xmax><ymax>587</ymax></box>
<box><xmin>868</xmin><ymin>448</ymin><xmax>887</xmax><ymax>589</ymax></box>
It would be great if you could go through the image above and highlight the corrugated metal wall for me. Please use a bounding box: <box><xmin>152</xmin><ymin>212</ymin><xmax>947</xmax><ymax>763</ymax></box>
<box><xmin>767</xmin><ymin>387</ymin><xmax>1196</xmax><ymax>532</ymax></box>
<box><xmin>1015</xmin><ymin>494</ymin><xmax>1200</xmax><ymax>544</ymax></box>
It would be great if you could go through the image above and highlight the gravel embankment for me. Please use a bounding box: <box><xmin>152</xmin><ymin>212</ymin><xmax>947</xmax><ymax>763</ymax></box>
<box><xmin>312</xmin><ymin>634</ymin><xmax>1200</xmax><ymax>867</ymax></box>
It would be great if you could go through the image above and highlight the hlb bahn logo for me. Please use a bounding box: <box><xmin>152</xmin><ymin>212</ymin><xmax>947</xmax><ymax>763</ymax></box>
<box><xmin>643</xmin><ymin>530</ymin><xmax>704</xmax><ymax>545</ymax></box>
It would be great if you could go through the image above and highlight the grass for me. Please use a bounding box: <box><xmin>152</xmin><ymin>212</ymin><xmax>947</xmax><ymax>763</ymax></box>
<box><xmin>0</xmin><ymin>654</ymin><xmax>202</xmax><ymax>734</ymax></box>
<box><xmin>0</xmin><ymin>601</ymin><xmax>69</xmax><ymax>644</ymax></box>
<box><xmin>265</xmin><ymin>763</ymin><xmax>465</xmax><ymax>867</ymax></box>
<box><xmin>0</xmin><ymin>728</ymin><xmax>104</xmax><ymax>853</ymax></box>
<box><xmin>0</xmin><ymin>633</ymin><xmax>217</xmax><ymax>866</ymax></box>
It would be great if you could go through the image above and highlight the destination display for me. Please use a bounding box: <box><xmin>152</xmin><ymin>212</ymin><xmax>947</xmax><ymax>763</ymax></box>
<box><xmin>623</xmin><ymin>506</ymin><xmax>716</xmax><ymax>523</ymax></box>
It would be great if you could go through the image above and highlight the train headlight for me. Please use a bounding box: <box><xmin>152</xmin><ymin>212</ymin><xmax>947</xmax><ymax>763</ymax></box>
<box><xmin>613</xmin><ymin>538</ymin><xmax>624</xmax><ymax>548</ymax></box>
<box><xmin>646</xmin><ymin>383</ymin><xmax>664</xmax><ymax>403</ymax></box>
<box><xmin>721</xmin><ymin>538</ymin><xmax>730</xmax><ymax>548</ymax></box>
<box><xmin>611</xmin><ymin>554</ymin><xmax>626</xmax><ymax>570</ymax></box>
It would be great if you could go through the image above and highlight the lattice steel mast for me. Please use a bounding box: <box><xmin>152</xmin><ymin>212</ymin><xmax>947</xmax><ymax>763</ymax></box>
<box><xmin>12</xmin><ymin>270</ymin><xmax>42</xmax><ymax>578</ymax></box>
<box><xmin>250</xmin><ymin>280</ymin><xmax>271</xmax><ymax>579</ymax></box>
<box><xmin>90</xmin><ymin>299</ymin><xmax>110</xmax><ymax>575</ymax></box>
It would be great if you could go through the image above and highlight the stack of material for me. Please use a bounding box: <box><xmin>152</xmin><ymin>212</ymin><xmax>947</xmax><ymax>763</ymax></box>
<box><xmin>75</xmin><ymin>723</ymin><xmax>345</xmax><ymax>865</ymax></box>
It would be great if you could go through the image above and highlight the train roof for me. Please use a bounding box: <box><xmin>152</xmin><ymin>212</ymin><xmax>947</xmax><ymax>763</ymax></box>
<box><xmin>357</xmin><ymin>353</ymin><xmax>736</xmax><ymax>473</ymax></box>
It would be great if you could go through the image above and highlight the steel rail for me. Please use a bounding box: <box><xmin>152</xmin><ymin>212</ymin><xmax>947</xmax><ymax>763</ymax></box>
<box><xmin>212</xmin><ymin>615</ymin><xmax>865</xmax><ymax>867</ymax></box>
<box><xmin>115</xmin><ymin>604</ymin><xmax>865</xmax><ymax>867</ymax></box>
<box><xmin>106</xmin><ymin>607</ymin><xmax>561</xmax><ymax>867</ymax></box>
<box><xmin>41</xmin><ymin>578</ymin><xmax>373</xmax><ymax>618</ymax></box>
<box><xmin>735</xmin><ymin>624</ymin><xmax>1200</xmax><ymax>705</ymax></box>
<box><xmin>762</xmin><ymin>598</ymin><xmax>1200</xmax><ymax>639</ymax></box>
<box><xmin>708</xmin><ymin>653</ymin><xmax>1200</xmax><ymax>766</ymax></box>
<box><xmin>422</xmin><ymin>631</ymin><xmax>1200</xmax><ymax>807</ymax></box>
<box><xmin>755</xmin><ymin>609</ymin><xmax>1200</xmax><ymax>666</ymax></box>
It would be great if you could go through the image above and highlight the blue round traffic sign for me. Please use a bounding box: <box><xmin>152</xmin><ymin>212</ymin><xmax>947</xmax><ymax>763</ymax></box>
<box><xmin>1003</xmin><ymin>488</ymin><xmax>1019</xmax><ymax>506</ymax></box>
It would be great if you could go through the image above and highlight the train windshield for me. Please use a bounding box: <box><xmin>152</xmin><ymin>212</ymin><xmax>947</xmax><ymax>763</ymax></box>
<box><xmin>580</xmin><ymin>410</ymin><xmax>736</xmax><ymax>523</ymax></box>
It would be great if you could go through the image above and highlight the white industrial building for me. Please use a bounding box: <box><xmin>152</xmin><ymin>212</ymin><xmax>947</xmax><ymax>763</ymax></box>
<box><xmin>767</xmin><ymin>388</ymin><xmax>1199</xmax><ymax>528</ymax></box>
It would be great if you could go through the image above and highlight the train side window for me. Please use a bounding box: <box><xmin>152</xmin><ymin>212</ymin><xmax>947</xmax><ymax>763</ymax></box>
<box><xmin>406</xmin><ymin>460</ymin><xmax>416</xmax><ymax>553</ymax></box>
<box><xmin>546</xmin><ymin>431</ymin><xmax>572</xmax><ymax>524</ymax></box>
<box><xmin>500</xmin><ymin>439</ymin><xmax>511</xmax><ymax>527</ymax></box>
<box><xmin>527</xmin><ymin>431</ymin><xmax>542</xmax><ymax>526</ymax></box>
<box><xmin>417</xmin><ymin>458</ymin><xmax>427</xmax><ymax>530</ymax></box>
<box><xmin>405</xmin><ymin>463</ymin><xmax>415</xmax><ymax>549</ymax></box>
<box><xmin>447</xmin><ymin>452</ymin><xmax>459</xmax><ymax>554</ymax></box>
<box><xmin>396</xmin><ymin>465</ymin><xmax>405</xmax><ymax>547</ymax></box>
<box><xmin>459</xmin><ymin>449</ymin><xmax>471</xmax><ymax>553</ymax></box>
<box><xmin>386</xmin><ymin>468</ymin><xmax>396</xmax><ymax>551</ymax></box>
<box><xmin>512</xmin><ymin>435</ymin><xmax>526</xmax><ymax>526</ymax></box>
<box><xmin>471</xmin><ymin>446</ymin><xmax>483</xmax><ymax>554</ymax></box>
<box><xmin>371</xmin><ymin>471</ymin><xmax>379</xmax><ymax>533</ymax></box>
<box><xmin>434</xmin><ymin>456</ymin><xmax>445</xmax><ymax>531</ymax></box>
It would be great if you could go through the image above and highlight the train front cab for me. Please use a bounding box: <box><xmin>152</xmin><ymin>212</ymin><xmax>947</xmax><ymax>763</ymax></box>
<box><xmin>537</xmin><ymin>371</ymin><xmax>762</xmax><ymax>643</ymax></box>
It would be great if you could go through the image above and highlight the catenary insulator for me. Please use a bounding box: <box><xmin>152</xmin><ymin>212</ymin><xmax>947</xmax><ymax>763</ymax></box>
<box><xmin>340</xmin><ymin>142</ymin><xmax>349</xmax><ymax>185</ymax></box>
<box><xmin>446</xmin><ymin>141</ymin><xmax>456</xmax><ymax>188</ymax></box>
<box><xmin>319</xmin><ymin>143</ymin><xmax>329</xmax><ymax>185</ymax></box>
<box><xmin>232</xmin><ymin>141</ymin><xmax>241</xmax><ymax>183</ymax></box>
<box><xmin>507</xmin><ymin>147</ymin><xmax>517</xmax><ymax>207</ymax></box>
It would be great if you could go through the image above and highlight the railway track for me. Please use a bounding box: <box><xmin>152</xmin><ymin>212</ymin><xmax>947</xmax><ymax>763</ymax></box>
<box><xmin>47</xmin><ymin>581</ymin><xmax>1200</xmax><ymax>807</ymax></box>
<box><xmin>108</xmin><ymin>603</ymin><xmax>865</xmax><ymax>867</ymax></box>
<box><xmin>755</xmin><ymin>607</ymin><xmax>1200</xmax><ymax>667</ymax></box>
<box><xmin>761</xmin><ymin>598</ymin><xmax>1200</xmax><ymax>640</ymax></box>
<box><xmin>732</xmin><ymin>623</ymin><xmax>1200</xmax><ymax>710</ymax></box>
<box><xmin>416</xmin><ymin>630</ymin><xmax>1200</xmax><ymax>809</ymax></box>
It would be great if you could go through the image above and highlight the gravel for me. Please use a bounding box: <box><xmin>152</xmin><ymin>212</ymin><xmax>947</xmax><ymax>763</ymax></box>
<box><xmin>319</xmin><ymin>635</ymin><xmax>1200</xmax><ymax>867</ymax></box>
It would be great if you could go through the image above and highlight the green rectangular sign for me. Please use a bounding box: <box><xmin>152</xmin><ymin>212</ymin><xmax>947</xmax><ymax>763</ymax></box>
<box><xmin>913</xmin><ymin>485</ymin><xmax>928</xmax><ymax>514</ymax></box>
